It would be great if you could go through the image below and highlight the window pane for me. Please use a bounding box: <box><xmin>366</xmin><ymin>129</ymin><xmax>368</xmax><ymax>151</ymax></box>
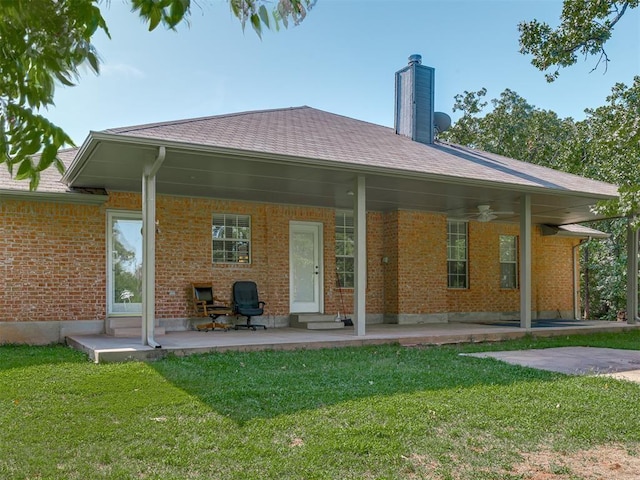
<box><xmin>501</xmin><ymin>263</ymin><xmax>517</xmax><ymax>289</ymax></box>
<box><xmin>212</xmin><ymin>214</ymin><xmax>251</xmax><ymax>263</ymax></box>
<box><xmin>344</xmin><ymin>273</ymin><xmax>354</xmax><ymax>288</ymax></box>
<box><xmin>499</xmin><ymin>235</ymin><xmax>518</xmax><ymax>288</ymax></box>
<box><xmin>336</xmin><ymin>211</ymin><xmax>355</xmax><ymax>288</ymax></box>
<box><xmin>110</xmin><ymin>216</ymin><xmax>143</xmax><ymax>314</ymax></box>
<box><xmin>447</xmin><ymin>221</ymin><xmax>468</xmax><ymax>288</ymax></box>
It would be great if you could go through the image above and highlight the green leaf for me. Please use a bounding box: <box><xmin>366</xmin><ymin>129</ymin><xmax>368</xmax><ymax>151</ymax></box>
<box><xmin>54</xmin><ymin>157</ymin><xmax>66</xmax><ymax>175</ymax></box>
<box><xmin>87</xmin><ymin>51</ymin><xmax>100</xmax><ymax>74</ymax></box>
<box><xmin>29</xmin><ymin>171</ymin><xmax>40</xmax><ymax>191</ymax></box>
<box><xmin>258</xmin><ymin>5</ymin><xmax>270</xmax><ymax>29</ymax></box>
<box><xmin>15</xmin><ymin>158</ymin><xmax>34</xmax><ymax>180</ymax></box>
<box><xmin>37</xmin><ymin>144</ymin><xmax>57</xmax><ymax>171</ymax></box>
<box><xmin>148</xmin><ymin>8</ymin><xmax>162</xmax><ymax>31</ymax></box>
<box><xmin>54</xmin><ymin>71</ymin><xmax>76</xmax><ymax>87</ymax></box>
<box><xmin>250</xmin><ymin>13</ymin><xmax>262</xmax><ymax>38</ymax></box>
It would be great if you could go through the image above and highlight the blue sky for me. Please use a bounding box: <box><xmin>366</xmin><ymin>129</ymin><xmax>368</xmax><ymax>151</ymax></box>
<box><xmin>48</xmin><ymin>0</ymin><xmax>640</xmax><ymax>145</ymax></box>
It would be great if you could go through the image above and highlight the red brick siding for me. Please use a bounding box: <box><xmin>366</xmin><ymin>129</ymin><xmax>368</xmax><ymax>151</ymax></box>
<box><xmin>385</xmin><ymin>211</ymin><xmax>448</xmax><ymax>314</ymax></box>
<box><xmin>534</xmin><ymin>234</ymin><xmax>577</xmax><ymax>314</ymax></box>
<box><xmin>0</xmin><ymin>200</ymin><xmax>106</xmax><ymax>321</ymax></box>
<box><xmin>1</xmin><ymin>192</ymin><xmax>578</xmax><ymax>323</ymax></box>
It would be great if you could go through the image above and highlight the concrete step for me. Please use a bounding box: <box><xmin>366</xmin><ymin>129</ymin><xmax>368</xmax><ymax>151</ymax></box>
<box><xmin>107</xmin><ymin>316</ymin><xmax>142</xmax><ymax>329</ymax></box>
<box><xmin>290</xmin><ymin>314</ymin><xmax>346</xmax><ymax>330</ymax></box>
<box><xmin>107</xmin><ymin>316</ymin><xmax>164</xmax><ymax>337</ymax></box>
<box><xmin>111</xmin><ymin>327</ymin><xmax>166</xmax><ymax>338</ymax></box>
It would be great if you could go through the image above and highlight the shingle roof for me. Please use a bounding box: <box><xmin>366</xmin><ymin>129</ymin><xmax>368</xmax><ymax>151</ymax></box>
<box><xmin>0</xmin><ymin>148</ymin><xmax>77</xmax><ymax>193</ymax></box>
<box><xmin>104</xmin><ymin>106</ymin><xmax>618</xmax><ymax>198</ymax></box>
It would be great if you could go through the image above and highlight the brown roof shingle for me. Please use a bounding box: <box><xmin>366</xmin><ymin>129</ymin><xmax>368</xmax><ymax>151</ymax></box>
<box><xmin>105</xmin><ymin>106</ymin><xmax>617</xmax><ymax>197</ymax></box>
<box><xmin>0</xmin><ymin>148</ymin><xmax>77</xmax><ymax>193</ymax></box>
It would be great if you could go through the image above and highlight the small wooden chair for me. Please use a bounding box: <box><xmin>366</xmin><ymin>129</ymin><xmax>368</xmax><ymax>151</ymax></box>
<box><xmin>192</xmin><ymin>283</ymin><xmax>234</xmax><ymax>331</ymax></box>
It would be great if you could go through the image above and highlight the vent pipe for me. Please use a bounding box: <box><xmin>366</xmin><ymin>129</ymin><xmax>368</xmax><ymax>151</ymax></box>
<box><xmin>394</xmin><ymin>54</ymin><xmax>435</xmax><ymax>144</ymax></box>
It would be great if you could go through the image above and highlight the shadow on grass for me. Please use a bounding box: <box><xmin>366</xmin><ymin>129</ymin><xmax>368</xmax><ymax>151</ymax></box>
<box><xmin>151</xmin><ymin>343</ymin><xmax>563</xmax><ymax>424</ymax></box>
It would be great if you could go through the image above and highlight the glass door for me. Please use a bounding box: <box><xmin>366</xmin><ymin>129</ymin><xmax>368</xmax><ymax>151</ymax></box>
<box><xmin>107</xmin><ymin>211</ymin><xmax>143</xmax><ymax>314</ymax></box>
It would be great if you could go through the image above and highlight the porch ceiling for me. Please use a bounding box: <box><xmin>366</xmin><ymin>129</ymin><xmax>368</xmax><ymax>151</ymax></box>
<box><xmin>67</xmin><ymin>135</ymin><xmax>615</xmax><ymax>226</ymax></box>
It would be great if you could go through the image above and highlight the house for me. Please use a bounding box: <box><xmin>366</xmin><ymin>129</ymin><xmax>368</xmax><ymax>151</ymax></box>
<box><xmin>0</xmin><ymin>55</ymin><xmax>626</xmax><ymax>346</ymax></box>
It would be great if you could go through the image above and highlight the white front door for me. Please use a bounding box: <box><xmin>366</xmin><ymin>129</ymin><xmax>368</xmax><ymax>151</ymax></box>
<box><xmin>290</xmin><ymin>222</ymin><xmax>323</xmax><ymax>313</ymax></box>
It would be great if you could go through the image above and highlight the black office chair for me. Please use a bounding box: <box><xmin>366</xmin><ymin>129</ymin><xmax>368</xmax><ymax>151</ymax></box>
<box><xmin>232</xmin><ymin>281</ymin><xmax>267</xmax><ymax>330</ymax></box>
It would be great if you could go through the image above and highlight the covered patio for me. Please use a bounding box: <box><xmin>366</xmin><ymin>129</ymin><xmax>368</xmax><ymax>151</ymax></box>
<box><xmin>67</xmin><ymin>320</ymin><xmax>638</xmax><ymax>363</ymax></box>
<box><xmin>62</xmin><ymin>108</ymin><xmax>630</xmax><ymax>349</ymax></box>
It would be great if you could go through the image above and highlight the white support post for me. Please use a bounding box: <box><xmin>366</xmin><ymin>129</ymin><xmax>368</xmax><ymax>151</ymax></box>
<box><xmin>519</xmin><ymin>194</ymin><xmax>532</xmax><ymax>329</ymax></box>
<box><xmin>141</xmin><ymin>146</ymin><xmax>166</xmax><ymax>347</ymax></box>
<box><xmin>626</xmin><ymin>218</ymin><xmax>638</xmax><ymax>324</ymax></box>
<box><xmin>353</xmin><ymin>175</ymin><xmax>367</xmax><ymax>336</ymax></box>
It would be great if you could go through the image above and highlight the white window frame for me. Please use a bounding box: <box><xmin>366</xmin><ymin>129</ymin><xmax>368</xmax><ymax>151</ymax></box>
<box><xmin>447</xmin><ymin>220</ymin><xmax>468</xmax><ymax>289</ymax></box>
<box><xmin>107</xmin><ymin>210</ymin><xmax>143</xmax><ymax>315</ymax></box>
<box><xmin>335</xmin><ymin>211</ymin><xmax>355</xmax><ymax>288</ymax></box>
<box><xmin>499</xmin><ymin>235</ymin><xmax>519</xmax><ymax>289</ymax></box>
<box><xmin>212</xmin><ymin>214</ymin><xmax>251</xmax><ymax>264</ymax></box>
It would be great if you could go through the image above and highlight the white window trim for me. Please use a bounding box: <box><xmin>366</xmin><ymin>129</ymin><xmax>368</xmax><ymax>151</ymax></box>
<box><xmin>106</xmin><ymin>210</ymin><xmax>143</xmax><ymax>316</ymax></box>
<box><xmin>447</xmin><ymin>220</ymin><xmax>469</xmax><ymax>289</ymax></box>
<box><xmin>335</xmin><ymin>210</ymin><xmax>355</xmax><ymax>289</ymax></box>
<box><xmin>212</xmin><ymin>213</ymin><xmax>252</xmax><ymax>264</ymax></box>
<box><xmin>499</xmin><ymin>234</ymin><xmax>519</xmax><ymax>289</ymax></box>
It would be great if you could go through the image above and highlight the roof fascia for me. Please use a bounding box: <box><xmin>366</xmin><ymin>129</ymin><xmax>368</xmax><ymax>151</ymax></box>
<box><xmin>65</xmin><ymin>132</ymin><xmax>619</xmax><ymax>202</ymax></box>
<box><xmin>61</xmin><ymin>131</ymin><xmax>103</xmax><ymax>185</ymax></box>
<box><xmin>0</xmin><ymin>189</ymin><xmax>108</xmax><ymax>205</ymax></box>
<box><xmin>541</xmin><ymin>224</ymin><xmax>610</xmax><ymax>239</ymax></box>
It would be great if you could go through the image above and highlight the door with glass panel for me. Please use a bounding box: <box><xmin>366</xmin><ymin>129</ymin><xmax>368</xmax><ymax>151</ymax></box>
<box><xmin>107</xmin><ymin>211</ymin><xmax>143</xmax><ymax>314</ymax></box>
<box><xmin>289</xmin><ymin>222</ymin><xmax>323</xmax><ymax>313</ymax></box>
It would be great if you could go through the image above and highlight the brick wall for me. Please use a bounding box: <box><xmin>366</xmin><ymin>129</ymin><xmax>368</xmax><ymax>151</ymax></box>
<box><xmin>447</xmin><ymin>221</ymin><xmax>522</xmax><ymax>314</ymax></box>
<box><xmin>0</xmin><ymin>200</ymin><xmax>106</xmax><ymax>321</ymax></box>
<box><xmin>385</xmin><ymin>210</ymin><xmax>448</xmax><ymax>315</ymax></box>
<box><xmin>1</xmin><ymin>193</ymin><xmax>579</xmax><ymax>325</ymax></box>
<box><xmin>534</xmin><ymin>234</ymin><xmax>577</xmax><ymax>315</ymax></box>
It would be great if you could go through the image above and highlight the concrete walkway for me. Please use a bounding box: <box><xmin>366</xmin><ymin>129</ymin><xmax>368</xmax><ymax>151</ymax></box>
<box><xmin>66</xmin><ymin>320</ymin><xmax>638</xmax><ymax>363</ymax></box>
<box><xmin>467</xmin><ymin>346</ymin><xmax>640</xmax><ymax>383</ymax></box>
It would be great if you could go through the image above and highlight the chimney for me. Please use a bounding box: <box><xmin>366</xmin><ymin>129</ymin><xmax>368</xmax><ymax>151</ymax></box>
<box><xmin>394</xmin><ymin>54</ymin><xmax>435</xmax><ymax>144</ymax></box>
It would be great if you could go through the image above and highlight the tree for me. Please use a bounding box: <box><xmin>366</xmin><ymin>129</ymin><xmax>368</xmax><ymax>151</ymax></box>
<box><xmin>578</xmin><ymin>77</ymin><xmax>640</xmax><ymax>219</ymax></box>
<box><xmin>519</xmin><ymin>0</ymin><xmax>639</xmax><ymax>82</ymax></box>
<box><xmin>441</xmin><ymin>88</ymin><xmax>579</xmax><ymax>172</ymax></box>
<box><xmin>0</xmin><ymin>0</ymin><xmax>315</xmax><ymax>189</ymax></box>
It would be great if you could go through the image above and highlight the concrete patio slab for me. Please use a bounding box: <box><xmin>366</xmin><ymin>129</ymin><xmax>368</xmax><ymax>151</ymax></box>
<box><xmin>66</xmin><ymin>320</ymin><xmax>639</xmax><ymax>363</ymax></box>
<box><xmin>466</xmin><ymin>346</ymin><xmax>640</xmax><ymax>383</ymax></box>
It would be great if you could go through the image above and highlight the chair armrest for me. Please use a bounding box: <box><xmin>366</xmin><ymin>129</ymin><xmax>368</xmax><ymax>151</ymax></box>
<box><xmin>258</xmin><ymin>301</ymin><xmax>266</xmax><ymax>308</ymax></box>
<box><xmin>213</xmin><ymin>296</ymin><xmax>230</xmax><ymax>307</ymax></box>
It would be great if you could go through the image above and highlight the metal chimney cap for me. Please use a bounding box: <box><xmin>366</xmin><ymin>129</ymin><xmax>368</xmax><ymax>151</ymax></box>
<box><xmin>408</xmin><ymin>54</ymin><xmax>422</xmax><ymax>65</ymax></box>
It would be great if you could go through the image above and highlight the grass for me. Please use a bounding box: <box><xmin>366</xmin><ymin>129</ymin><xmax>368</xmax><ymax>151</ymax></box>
<box><xmin>1</xmin><ymin>331</ymin><xmax>640</xmax><ymax>479</ymax></box>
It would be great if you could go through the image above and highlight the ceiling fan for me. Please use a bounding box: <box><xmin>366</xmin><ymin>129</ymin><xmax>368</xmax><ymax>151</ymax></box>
<box><xmin>468</xmin><ymin>204</ymin><xmax>514</xmax><ymax>222</ymax></box>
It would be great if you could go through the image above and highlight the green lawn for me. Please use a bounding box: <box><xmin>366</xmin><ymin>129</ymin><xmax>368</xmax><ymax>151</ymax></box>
<box><xmin>2</xmin><ymin>331</ymin><xmax>640</xmax><ymax>479</ymax></box>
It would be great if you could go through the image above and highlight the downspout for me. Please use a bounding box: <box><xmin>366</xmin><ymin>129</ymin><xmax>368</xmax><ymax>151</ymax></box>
<box><xmin>573</xmin><ymin>237</ymin><xmax>590</xmax><ymax>320</ymax></box>
<box><xmin>141</xmin><ymin>146</ymin><xmax>166</xmax><ymax>348</ymax></box>
<box><xmin>627</xmin><ymin>218</ymin><xmax>639</xmax><ymax>324</ymax></box>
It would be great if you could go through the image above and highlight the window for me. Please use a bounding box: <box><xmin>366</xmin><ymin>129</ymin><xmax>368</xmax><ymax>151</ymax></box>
<box><xmin>212</xmin><ymin>214</ymin><xmax>251</xmax><ymax>263</ymax></box>
<box><xmin>500</xmin><ymin>235</ymin><xmax>518</xmax><ymax>289</ymax></box>
<box><xmin>335</xmin><ymin>211</ymin><xmax>354</xmax><ymax>288</ymax></box>
<box><xmin>447</xmin><ymin>220</ymin><xmax>468</xmax><ymax>288</ymax></box>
